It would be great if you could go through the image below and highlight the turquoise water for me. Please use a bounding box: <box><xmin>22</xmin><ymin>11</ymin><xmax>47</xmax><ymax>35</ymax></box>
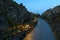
<box><xmin>24</xmin><ymin>19</ymin><xmax>55</xmax><ymax>40</ymax></box>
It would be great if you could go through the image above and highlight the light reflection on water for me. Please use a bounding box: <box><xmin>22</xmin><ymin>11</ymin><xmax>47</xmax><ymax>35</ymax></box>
<box><xmin>24</xmin><ymin>19</ymin><xmax>55</xmax><ymax>40</ymax></box>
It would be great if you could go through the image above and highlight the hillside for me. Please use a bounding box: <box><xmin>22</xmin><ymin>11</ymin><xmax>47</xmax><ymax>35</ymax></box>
<box><xmin>0</xmin><ymin>0</ymin><xmax>39</xmax><ymax>40</ymax></box>
<box><xmin>42</xmin><ymin>5</ymin><xmax>60</xmax><ymax>40</ymax></box>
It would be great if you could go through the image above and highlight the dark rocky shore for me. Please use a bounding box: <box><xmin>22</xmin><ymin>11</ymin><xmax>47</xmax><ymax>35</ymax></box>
<box><xmin>42</xmin><ymin>5</ymin><xmax>60</xmax><ymax>40</ymax></box>
<box><xmin>0</xmin><ymin>0</ymin><xmax>40</xmax><ymax>40</ymax></box>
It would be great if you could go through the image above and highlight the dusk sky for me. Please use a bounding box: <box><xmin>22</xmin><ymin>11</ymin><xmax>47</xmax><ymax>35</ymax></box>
<box><xmin>13</xmin><ymin>0</ymin><xmax>60</xmax><ymax>14</ymax></box>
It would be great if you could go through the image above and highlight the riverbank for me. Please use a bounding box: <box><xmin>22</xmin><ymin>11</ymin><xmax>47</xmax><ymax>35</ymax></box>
<box><xmin>0</xmin><ymin>0</ymin><xmax>39</xmax><ymax>40</ymax></box>
<box><xmin>24</xmin><ymin>19</ymin><xmax>55</xmax><ymax>40</ymax></box>
<box><xmin>42</xmin><ymin>5</ymin><xmax>60</xmax><ymax>40</ymax></box>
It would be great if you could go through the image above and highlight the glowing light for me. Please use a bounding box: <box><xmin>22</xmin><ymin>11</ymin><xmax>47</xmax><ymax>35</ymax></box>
<box><xmin>17</xmin><ymin>25</ymin><xmax>32</xmax><ymax>31</ymax></box>
<box><xmin>24</xmin><ymin>33</ymin><xmax>33</xmax><ymax>40</ymax></box>
<box><xmin>25</xmin><ymin>25</ymin><xmax>30</xmax><ymax>28</ymax></box>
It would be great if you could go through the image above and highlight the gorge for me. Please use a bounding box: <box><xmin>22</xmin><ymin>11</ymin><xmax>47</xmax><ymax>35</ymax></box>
<box><xmin>0</xmin><ymin>0</ymin><xmax>60</xmax><ymax>40</ymax></box>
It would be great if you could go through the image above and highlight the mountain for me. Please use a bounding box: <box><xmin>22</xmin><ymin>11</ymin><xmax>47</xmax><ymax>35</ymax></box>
<box><xmin>0</xmin><ymin>0</ymin><xmax>39</xmax><ymax>40</ymax></box>
<box><xmin>42</xmin><ymin>5</ymin><xmax>60</xmax><ymax>40</ymax></box>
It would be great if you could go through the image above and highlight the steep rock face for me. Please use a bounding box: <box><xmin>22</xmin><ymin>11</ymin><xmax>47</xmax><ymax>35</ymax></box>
<box><xmin>42</xmin><ymin>5</ymin><xmax>60</xmax><ymax>40</ymax></box>
<box><xmin>0</xmin><ymin>0</ymin><xmax>37</xmax><ymax>40</ymax></box>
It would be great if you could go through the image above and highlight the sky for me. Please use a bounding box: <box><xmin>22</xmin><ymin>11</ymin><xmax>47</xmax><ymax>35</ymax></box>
<box><xmin>13</xmin><ymin>0</ymin><xmax>60</xmax><ymax>14</ymax></box>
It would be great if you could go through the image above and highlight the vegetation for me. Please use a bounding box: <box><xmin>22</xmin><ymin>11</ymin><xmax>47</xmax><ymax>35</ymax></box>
<box><xmin>42</xmin><ymin>5</ymin><xmax>60</xmax><ymax>40</ymax></box>
<box><xmin>0</xmin><ymin>0</ymin><xmax>39</xmax><ymax>40</ymax></box>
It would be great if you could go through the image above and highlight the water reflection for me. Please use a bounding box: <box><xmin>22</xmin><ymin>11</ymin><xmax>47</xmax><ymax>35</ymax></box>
<box><xmin>24</xmin><ymin>19</ymin><xmax>55</xmax><ymax>40</ymax></box>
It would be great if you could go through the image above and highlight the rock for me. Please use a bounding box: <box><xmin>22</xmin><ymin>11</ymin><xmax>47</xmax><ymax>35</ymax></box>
<box><xmin>0</xmin><ymin>0</ymin><xmax>37</xmax><ymax>40</ymax></box>
<box><xmin>42</xmin><ymin>5</ymin><xmax>60</xmax><ymax>40</ymax></box>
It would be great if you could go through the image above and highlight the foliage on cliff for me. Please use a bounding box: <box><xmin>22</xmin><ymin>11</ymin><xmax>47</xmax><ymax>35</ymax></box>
<box><xmin>42</xmin><ymin>5</ymin><xmax>60</xmax><ymax>40</ymax></box>
<box><xmin>0</xmin><ymin>0</ymin><xmax>38</xmax><ymax>40</ymax></box>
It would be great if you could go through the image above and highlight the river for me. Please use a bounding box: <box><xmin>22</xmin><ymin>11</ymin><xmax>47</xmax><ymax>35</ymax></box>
<box><xmin>24</xmin><ymin>19</ymin><xmax>55</xmax><ymax>40</ymax></box>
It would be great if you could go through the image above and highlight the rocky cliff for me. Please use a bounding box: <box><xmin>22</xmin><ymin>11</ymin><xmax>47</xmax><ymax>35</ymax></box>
<box><xmin>0</xmin><ymin>0</ymin><xmax>38</xmax><ymax>40</ymax></box>
<box><xmin>42</xmin><ymin>5</ymin><xmax>60</xmax><ymax>40</ymax></box>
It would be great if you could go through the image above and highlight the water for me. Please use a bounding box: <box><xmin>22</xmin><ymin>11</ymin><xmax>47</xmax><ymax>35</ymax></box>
<box><xmin>24</xmin><ymin>19</ymin><xmax>55</xmax><ymax>40</ymax></box>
